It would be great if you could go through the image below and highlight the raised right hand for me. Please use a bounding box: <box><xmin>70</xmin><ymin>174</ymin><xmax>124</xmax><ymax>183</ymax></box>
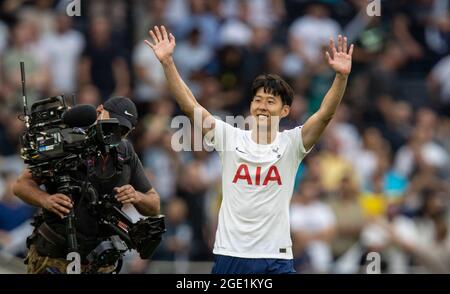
<box><xmin>145</xmin><ymin>25</ymin><xmax>176</xmax><ymax>64</ymax></box>
<box><xmin>42</xmin><ymin>193</ymin><xmax>73</xmax><ymax>219</ymax></box>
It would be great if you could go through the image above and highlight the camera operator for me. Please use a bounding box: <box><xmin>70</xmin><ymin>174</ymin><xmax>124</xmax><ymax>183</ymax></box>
<box><xmin>12</xmin><ymin>96</ymin><xmax>161</xmax><ymax>274</ymax></box>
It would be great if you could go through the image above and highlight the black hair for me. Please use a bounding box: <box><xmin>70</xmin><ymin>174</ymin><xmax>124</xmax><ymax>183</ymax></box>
<box><xmin>251</xmin><ymin>74</ymin><xmax>294</xmax><ymax>106</ymax></box>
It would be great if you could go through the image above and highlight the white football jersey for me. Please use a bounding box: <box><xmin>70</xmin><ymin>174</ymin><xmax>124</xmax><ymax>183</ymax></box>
<box><xmin>205</xmin><ymin>118</ymin><xmax>310</xmax><ymax>259</ymax></box>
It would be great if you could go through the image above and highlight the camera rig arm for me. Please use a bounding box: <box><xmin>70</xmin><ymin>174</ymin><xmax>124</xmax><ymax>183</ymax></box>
<box><xmin>88</xmin><ymin>193</ymin><xmax>166</xmax><ymax>259</ymax></box>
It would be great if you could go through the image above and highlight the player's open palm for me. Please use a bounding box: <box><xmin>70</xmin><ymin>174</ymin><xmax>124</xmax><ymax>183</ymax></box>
<box><xmin>145</xmin><ymin>25</ymin><xmax>176</xmax><ymax>63</ymax></box>
<box><xmin>326</xmin><ymin>35</ymin><xmax>353</xmax><ymax>76</ymax></box>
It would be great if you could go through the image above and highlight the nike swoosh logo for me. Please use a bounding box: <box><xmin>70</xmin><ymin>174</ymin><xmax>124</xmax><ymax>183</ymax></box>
<box><xmin>124</xmin><ymin>110</ymin><xmax>134</xmax><ymax>117</ymax></box>
<box><xmin>236</xmin><ymin>147</ymin><xmax>247</xmax><ymax>154</ymax></box>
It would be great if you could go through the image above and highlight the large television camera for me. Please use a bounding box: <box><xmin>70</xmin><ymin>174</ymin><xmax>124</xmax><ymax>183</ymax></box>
<box><xmin>18</xmin><ymin>62</ymin><xmax>165</xmax><ymax>273</ymax></box>
<box><xmin>20</xmin><ymin>95</ymin><xmax>122</xmax><ymax>179</ymax></box>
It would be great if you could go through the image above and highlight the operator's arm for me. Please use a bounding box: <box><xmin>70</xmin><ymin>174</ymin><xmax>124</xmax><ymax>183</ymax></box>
<box><xmin>115</xmin><ymin>186</ymin><xmax>160</xmax><ymax>216</ymax></box>
<box><xmin>135</xmin><ymin>188</ymin><xmax>160</xmax><ymax>216</ymax></box>
<box><xmin>302</xmin><ymin>35</ymin><xmax>353</xmax><ymax>151</ymax></box>
<box><xmin>145</xmin><ymin>25</ymin><xmax>215</xmax><ymax>136</ymax></box>
<box><xmin>12</xmin><ymin>169</ymin><xmax>73</xmax><ymax>218</ymax></box>
<box><xmin>114</xmin><ymin>146</ymin><xmax>160</xmax><ymax>216</ymax></box>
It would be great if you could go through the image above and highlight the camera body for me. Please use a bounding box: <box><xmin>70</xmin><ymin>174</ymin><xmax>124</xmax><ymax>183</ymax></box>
<box><xmin>20</xmin><ymin>96</ymin><xmax>122</xmax><ymax>180</ymax></box>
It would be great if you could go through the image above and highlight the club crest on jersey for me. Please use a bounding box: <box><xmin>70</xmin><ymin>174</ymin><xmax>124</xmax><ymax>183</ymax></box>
<box><xmin>232</xmin><ymin>164</ymin><xmax>282</xmax><ymax>185</ymax></box>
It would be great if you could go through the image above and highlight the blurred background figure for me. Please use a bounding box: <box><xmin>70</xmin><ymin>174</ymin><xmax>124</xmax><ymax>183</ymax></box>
<box><xmin>0</xmin><ymin>172</ymin><xmax>35</xmax><ymax>257</ymax></box>
<box><xmin>1</xmin><ymin>18</ymin><xmax>50</xmax><ymax>108</ymax></box>
<box><xmin>290</xmin><ymin>178</ymin><xmax>336</xmax><ymax>273</ymax></box>
<box><xmin>152</xmin><ymin>197</ymin><xmax>193</xmax><ymax>273</ymax></box>
<box><xmin>79</xmin><ymin>15</ymin><xmax>130</xmax><ymax>101</ymax></box>
<box><xmin>40</xmin><ymin>10</ymin><xmax>84</xmax><ymax>95</ymax></box>
<box><xmin>328</xmin><ymin>176</ymin><xmax>365</xmax><ymax>261</ymax></box>
<box><xmin>289</xmin><ymin>2</ymin><xmax>341</xmax><ymax>66</ymax></box>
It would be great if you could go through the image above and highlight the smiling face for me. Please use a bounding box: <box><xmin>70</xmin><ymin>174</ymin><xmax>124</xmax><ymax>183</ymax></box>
<box><xmin>249</xmin><ymin>74</ymin><xmax>294</xmax><ymax>131</ymax></box>
<box><xmin>250</xmin><ymin>88</ymin><xmax>290</xmax><ymax>129</ymax></box>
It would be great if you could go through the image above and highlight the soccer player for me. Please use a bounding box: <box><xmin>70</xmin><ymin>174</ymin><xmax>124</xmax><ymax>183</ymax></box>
<box><xmin>146</xmin><ymin>26</ymin><xmax>353</xmax><ymax>274</ymax></box>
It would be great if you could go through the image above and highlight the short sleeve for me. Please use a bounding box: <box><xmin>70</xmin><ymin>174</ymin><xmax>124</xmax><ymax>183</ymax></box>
<box><xmin>204</xmin><ymin>118</ymin><xmax>238</xmax><ymax>154</ymax></box>
<box><xmin>129</xmin><ymin>147</ymin><xmax>152</xmax><ymax>193</ymax></box>
<box><xmin>282</xmin><ymin>126</ymin><xmax>312</xmax><ymax>164</ymax></box>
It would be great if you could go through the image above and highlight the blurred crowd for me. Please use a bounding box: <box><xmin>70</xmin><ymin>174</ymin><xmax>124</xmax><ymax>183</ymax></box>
<box><xmin>1</xmin><ymin>0</ymin><xmax>450</xmax><ymax>274</ymax></box>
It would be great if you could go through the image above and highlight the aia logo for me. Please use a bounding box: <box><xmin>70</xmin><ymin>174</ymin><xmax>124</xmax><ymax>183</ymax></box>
<box><xmin>232</xmin><ymin>164</ymin><xmax>282</xmax><ymax>185</ymax></box>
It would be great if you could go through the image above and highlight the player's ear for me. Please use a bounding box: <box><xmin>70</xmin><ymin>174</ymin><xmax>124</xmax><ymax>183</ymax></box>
<box><xmin>280</xmin><ymin>105</ymin><xmax>290</xmax><ymax>119</ymax></box>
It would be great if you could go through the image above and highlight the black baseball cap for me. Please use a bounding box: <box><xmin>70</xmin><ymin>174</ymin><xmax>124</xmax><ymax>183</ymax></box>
<box><xmin>103</xmin><ymin>96</ymin><xmax>138</xmax><ymax>131</ymax></box>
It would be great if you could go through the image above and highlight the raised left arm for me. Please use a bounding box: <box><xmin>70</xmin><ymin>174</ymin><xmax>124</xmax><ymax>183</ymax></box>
<box><xmin>302</xmin><ymin>35</ymin><xmax>353</xmax><ymax>151</ymax></box>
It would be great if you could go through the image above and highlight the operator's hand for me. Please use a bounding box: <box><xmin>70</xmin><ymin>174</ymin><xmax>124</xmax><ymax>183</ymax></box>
<box><xmin>114</xmin><ymin>185</ymin><xmax>142</xmax><ymax>205</ymax></box>
<box><xmin>326</xmin><ymin>35</ymin><xmax>354</xmax><ymax>76</ymax></box>
<box><xmin>42</xmin><ymin>194</ymin><xmax>73</xmax><ymax>219</ymax></box>
<box><xmin>145</xmin><ymin>25</ymin><xmax>176</xmax><ymax>64</ymax></box>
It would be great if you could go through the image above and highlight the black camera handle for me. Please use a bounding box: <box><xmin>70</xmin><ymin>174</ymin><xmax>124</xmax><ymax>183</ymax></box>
<box><xmin>56</xmin><ymin>175</ymin><xmax>80</xmax><ymax>254</ymax></box>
